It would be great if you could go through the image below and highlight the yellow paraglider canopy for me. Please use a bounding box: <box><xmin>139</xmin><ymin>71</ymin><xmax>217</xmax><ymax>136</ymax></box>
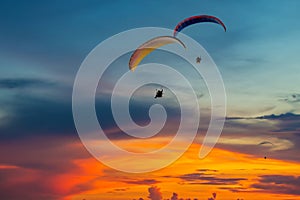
<box><xmin>129</xmin><ymin>36</ymin><xmax>186</xmax><ymax>71</ymax></box>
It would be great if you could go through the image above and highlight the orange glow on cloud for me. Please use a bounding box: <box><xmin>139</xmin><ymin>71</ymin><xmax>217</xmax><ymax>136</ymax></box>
<box><xmin>60</xmin><ymin>140</ymin><xmax>300</xmax><ymax>200</ymax></box>
<box><xmin>0</xmin><ymin>164</ymin><xmax>19</xmax><ymax>169</ymax></box>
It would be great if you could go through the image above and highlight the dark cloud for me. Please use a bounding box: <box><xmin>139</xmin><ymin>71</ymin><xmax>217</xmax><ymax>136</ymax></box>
<box><xmin>255</xmin><ymin>113</ymin><xmax>300</xmax><ymax>121</ymax></box>
<box><xmin>251</xmin><ymin>175</ymin><xmax>300</xmax><ymax>195</ymax></box>
<box><xmin>96</xmin><ymin>84</ymin><xmax>182</xmax><ymax>141</ymax></box>
<box><xmin>124</xmin><ymin>179</ymin><xmax>160</xmax><ymax>185</ymax></box>
<box><xmin>281</xmin><ymin>93</ymin><xmax>300</xmax><ymax>103</ymax></box>
<box><xmin>0</xmin><ymin>135</ymin><xmax>89</xmax><ymax>173</ymax></box>
<box><xmin>136</xmin><ymin>187</ymin><xmax>220</xmax><ymax>200</ymax></box>
<box><xmin>227</xmin><ymin>112</ymin><xmax>300</xmax><ymax>134</ymax></box>
<box><xmin>176</xmin><ymin>173</ymin><xmax>246</xmax><ymax>186</ymax></box>
<box><xmin>114</xmin><ymin>188</ymin><xmax>129</xmax><ymax>192</ymax></box>
<box><xmin>225</xmin><ymin>116</ymin><xmax>249</xmax><ymax>120</ymax></box>
<box><xmin>0</xmin><ymin>78</ymin><xmax>54</xmax><ymax>89</ymax></box>
<box><xmin>218</xmin><ymin>186</ymin><xmax>248</xmax><ymax>193</ymax></box>
<box><xmin>206</xmin><ymin>109</ymin><xmax>300</xmax><ymax>163</ymax></box>
<box><xmin>197</xmin><ymin>169</ymin><xmax>218</xmax><ymax>173</ymax></box>
<box><xmin>0</xmin><ymin>78</ymin><xmax>95</xmax><ymax>199</ymax></box>
<box><xmin>148</xmin><ymin>186</ymin><xmax>162</xmax><ymax>200</ymax></box>
<box><xmin>0</xmin><ymin>168</ymin><xmax>59</xmax><ymax>200</ymax></box>
<box><xmin>0</xmin><ymin>135</ymin><xmax>92</xmax><ymax>200</ymax></box>
<box><xmin>171</xmin><ymin>192</ymin><xmax>178</xmax><ymax>200</ymax></box>
<box><xmin>107</xmin><ymin>188</ymin><xmax>130</xmax><ymax>194</ymax></box>
<box><xmin>0</xmin><ymin>69</ymin><xmax>203</xmax><ymax>144</ymax></box>
<box><xmin>226</xmin><ymin>112</ymin><xmax>300</xmax><ymax>121</ymax></box>
<box><xmin>0</xmin><ymin>95</ymin><xmax>76</xmax><ymax>140</ymax></box>
<box><xmin>272</xmin><ymin>116</ymin><xmax>300</xmax><ymax>133</ymax></box>
<box><xmin>207</xmin><ymin>192</ymin><xmax>217</xmax><ymax>200</ymax></box>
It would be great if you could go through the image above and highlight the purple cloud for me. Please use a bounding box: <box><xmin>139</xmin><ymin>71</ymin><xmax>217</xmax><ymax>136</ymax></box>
<box><xmin>148</xmin><ymin>186</ymin><xmax>162</xmax><ymax>200</ymax></box>
<box><xmin>177</xmin><ymin>173</ymin><xmax>246</xmax><ymax>185</ymax></box>
<box><xmin>251</xmin><ymin>175</ymin><xmax>300</xmax><ymax>195</ymax></box>
<box><xmin>124</xmin><ymin>179</ymin><xmax>160</xmax><ymax>185</ymax></box>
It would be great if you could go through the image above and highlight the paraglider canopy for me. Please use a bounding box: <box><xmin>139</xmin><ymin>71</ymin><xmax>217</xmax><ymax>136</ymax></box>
<box><xmin>258</xmin><ymin>141</ymin><xmax>274</xmax><ymax>146</ymax></box>
<box><xmin>173</xmin><ymin>15</ymin><xmax>226</xmax><ymax>36</ymax></box>
<box><xmin>258</xmin><ymin>141</ymin><xmax>274</xmax><ymax>160</ymax></box>
<box><xmin>129</xmin><ymin>36</ymin><xmax>186</xmax><ymax>71</ymax></box>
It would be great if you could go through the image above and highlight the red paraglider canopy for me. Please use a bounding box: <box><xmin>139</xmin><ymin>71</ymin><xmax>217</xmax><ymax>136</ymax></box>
<box><xmin>174</xmin><ymin>15</ymin><xmax>226</xmax><ymax>36</ymax></box>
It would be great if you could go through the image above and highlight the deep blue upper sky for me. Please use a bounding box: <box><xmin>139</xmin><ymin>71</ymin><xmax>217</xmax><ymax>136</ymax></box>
<box><xmin>1</xmin><ymin>0</ymin><xmax>299</xmax><ymax>100</ymax></box>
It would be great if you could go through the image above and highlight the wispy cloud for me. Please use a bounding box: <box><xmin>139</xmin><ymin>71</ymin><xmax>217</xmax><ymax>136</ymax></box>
<box><xmin>281</xmin><ymin>93</ymin><xmax>300</xmax><ymax>103</ymax></box>
<box><xmin>251</xmin><ymin>175</ymin><xmax>300</xmax><ymax>195</ymax></box>
<box><xmin>175</xmin><ymin>172</ymin><xmax>246</xmax><ymax>186</ymax></box>
<box><xmin>197</xmin><ymin>169</ymin><xmax>219</xmax><ymax>173</ymax></box>
<box><xmin>226</xmin><ymin>112</ymin><xmax>300</xmax><ymax>121</ymax></box>
<box><xmin>226</xmin><ymin>112</ymin><xmax>300</xmax><ymax>133</ymax></box>
<box><xmin>124</xmin><ymin>179</ymin><xmax>160</xmax><ymax>185</ymax></box>
<box><xmin>0</xmin><ymin>78</ymin><xmax>53</xmax><ymax>89</ymax></box>
<box><xmin>218</xmin><ymin>136</ymin><xmax>293</xmax><ymax>151</ymax></box>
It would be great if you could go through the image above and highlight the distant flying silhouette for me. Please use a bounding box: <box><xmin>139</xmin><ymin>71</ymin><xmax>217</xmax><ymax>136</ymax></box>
<box><xmin>155</xmin><ymin>89</ymin><xmax>163</xmax><ymax>98</ymax></box>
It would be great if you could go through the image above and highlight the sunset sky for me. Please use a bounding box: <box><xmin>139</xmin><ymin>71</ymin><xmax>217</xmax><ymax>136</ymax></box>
<box><xmin>1</xmin><ymin>1</ymin><xmax>300</xmax><ymax>200</ymax></box>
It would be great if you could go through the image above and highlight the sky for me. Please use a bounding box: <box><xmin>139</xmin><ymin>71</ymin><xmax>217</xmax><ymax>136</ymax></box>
<box><xmin>1</xmin><ymin>0</ymin><xmax>300</xmax><ymax>199</ymax></box>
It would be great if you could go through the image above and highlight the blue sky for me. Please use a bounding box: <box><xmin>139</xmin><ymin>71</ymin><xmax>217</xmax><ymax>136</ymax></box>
<box><xmin>1</xmin><ymin>0</ymin><xmax>300</xmax><ymax>116</ymax></box>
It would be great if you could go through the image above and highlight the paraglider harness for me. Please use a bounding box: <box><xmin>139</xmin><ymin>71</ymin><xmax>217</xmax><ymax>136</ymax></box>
<box><xmin>155</xmin><ymin>89</ymin><xmax>163</xmax><ymax>98</ymax></box>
